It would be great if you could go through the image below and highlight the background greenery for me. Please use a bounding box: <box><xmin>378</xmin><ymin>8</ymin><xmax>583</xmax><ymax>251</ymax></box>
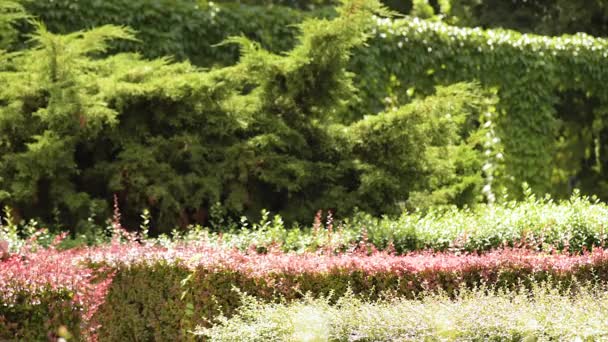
<box><xmin>1</xmin><ymin>0</ymin><xmax>608</xmax><ymax>235</ymax></box>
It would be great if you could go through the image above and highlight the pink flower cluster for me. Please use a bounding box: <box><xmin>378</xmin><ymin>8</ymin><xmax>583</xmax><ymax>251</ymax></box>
<box><xmin>78</xmin><ymin>242</ymin><xmax>608</xmax><ymax>275</ymax></box>
<box><xmin>0</xmin><ymin>243</ymin><xmax>114</xmax><ymax>339</ymax></box>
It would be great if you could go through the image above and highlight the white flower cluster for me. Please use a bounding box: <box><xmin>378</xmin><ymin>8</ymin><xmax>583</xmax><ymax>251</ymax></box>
<box><xmin>481</xmin><ymin>111</ymin><xmax>502</xmax><ymax>204</ymax></box>
<box><xmin>370</xmin><ymin>16</ymin><xmax>608</xmax><ymax>59</ymax></box>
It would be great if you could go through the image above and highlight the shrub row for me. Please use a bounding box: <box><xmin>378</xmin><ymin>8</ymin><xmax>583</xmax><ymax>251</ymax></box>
<box><xmin>6</xmin><ymin>239</ymin><xmax>608</xmax><ymax>340</ymax></box>
<box><xmin>6</xmin><ymin>241</ymin><xmax>608</xmax><ymax>339</ymax></box>
<box><xmin>198</xmin><ymin>284</ymin><xmax>608</xmax><ymax>341</ymax></box>
<box><xmin>201</xmin><ymin>193</ymin><xmax>608</xmax><ymax>254</ymax></box>
<box><xmin>87</xmin><ymin>245</ymin><xmax>608</xmax><ymax>340</ymax></box>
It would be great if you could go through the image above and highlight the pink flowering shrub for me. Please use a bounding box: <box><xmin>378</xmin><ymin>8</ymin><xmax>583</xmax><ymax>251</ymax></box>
<box><xmin>5</xmin><ymin>241</ymin><xmax>608</xmax><ymax>340</ymax></box>
<box><xmin>91</xmin><ymin>243</ymin><xmax>608</xmax><ymax>340</ymax></box>
<box><xmin>0</xmin><ymin>242</ymin><xmax>113</xmax><ymax>341</ymax></box>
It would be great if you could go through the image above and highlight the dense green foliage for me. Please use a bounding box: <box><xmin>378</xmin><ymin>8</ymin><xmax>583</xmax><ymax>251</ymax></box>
<box><xmin>198</xmin><ymin>285</ymin><xmax>608</xmax><ymax>341</ymax></box>
<box><xmin>0</xmin><ymin>0</ymin><xmax>492</xmax><ymax>233</ymax></box>
<box><xmin>195</xmin><ymin>192</ymin><xmax>608</xmax><ymax>254</ymax></box>
<box><xmin>356</xmin><ymin>17</ymin><xmax>608</xmax><ymax>197</ymax></box>
<box><xmin>22</xmin><ymin>0</ymin><xmax>311</xmax><ymax>67</ymax></box>
<box><xmin>4</xmin><ymin>2</ymin><xmax>608</xmax><ymax>340</ymax></box>
<box><xmin>0</xmin><ymin>1</ymin><xmax>26</xmax><ymax>51</ymax></box>
<box><xmin>445</xmin><ymin>0</ymin><xmax>608</xmax><ymax>37</ymax></box>
<box><xmin>12</xmin><ymin>0</ymin><xmax>608</xmax><ymax>227</ymax></box>
<box><xmin>0</xmin><ymin>293</ymin><xmax>81</xmax><ymax>341</ymax></box>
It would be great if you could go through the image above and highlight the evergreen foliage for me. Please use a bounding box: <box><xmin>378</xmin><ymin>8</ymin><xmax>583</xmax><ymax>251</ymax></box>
<box><xmin>0</xmin><ymin>0</ymin><xmax>27</xmax><ymax>50</ymax></box>
<box><xmin>23</xmin><ymin>0</ymin><xmax>608</xmax><ymax>203</ymax></box>
<box><xmin>445</xmin><ymin>0</ymin><xmax>608</xmax><ymax>37</ymax></box>
<box><xmin>22</xmin><ymin>0</ymin><xmax>313</xmax><ymax>67</ymax></box>
<box><xmin>0</xmin><ymin>0</ymin><xmax>490</xmax><ymax>233</ymax></box>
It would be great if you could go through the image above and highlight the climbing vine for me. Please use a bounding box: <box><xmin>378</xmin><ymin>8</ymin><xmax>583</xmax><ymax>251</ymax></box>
<box><xmin>352</xmin><ymin>16</ymin><xmax>608</xmax><ymax>197</ymax></box>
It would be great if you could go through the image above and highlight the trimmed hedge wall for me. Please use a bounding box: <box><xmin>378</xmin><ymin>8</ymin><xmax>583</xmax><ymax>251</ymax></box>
<box><xmin>5</xmin><ymin>243</ymin><xmax>608</xmax><ymax>339</ymax></box>
<box><xmin>0</xmin><ymin>245</ymin><xmax>113</xmax><ymax>341</ymax></box>
<box><xmin>91</xmin><ymin>245</ymin><xmax>608</xmax><ymax>340</ymax></box>
<box><xmin>0</xmin><ymin>293</ymin><xmax>81</xmax><ymax>341</ymax></box>
<box><xmin>22</xmin><ymin>0</ymin><xmax>319</xmax><ymax>67</ymax></box>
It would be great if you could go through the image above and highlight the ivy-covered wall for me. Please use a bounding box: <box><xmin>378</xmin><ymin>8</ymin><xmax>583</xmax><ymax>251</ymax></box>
<box><xmin>358</xmin><ymin>17</ymin><xmax>608</xmax><ymax>196</ymax></box>
<box><xmin>445</xmin><ymin>0</ymin><xmax>608</xmax><ymax>37</ymax></box>
<box><xmin>21</xmin><ymin>0</ymin><xmax>312</xmax><ymax>67</ymax></box>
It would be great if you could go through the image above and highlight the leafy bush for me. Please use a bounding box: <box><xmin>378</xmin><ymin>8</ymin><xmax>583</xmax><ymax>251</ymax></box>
<box><xmin>197</xmin><ymin>284</ymin><xmax>608</xmax><ymax>341</ymax></box>
<box><xmin>20</xmin><ymin>0</ymin><xmax>608</xmax><ymax>205</ymax></box>
<box><xmin>0</xmin><ymin>0</ymin><xmax>27</xmax><ymax>50</ymax></box>
<box><xmin>0</xmin><ymin>241</ymin><xmax>113</xmax><ymax>340</ymax></box>
<box><xmin>198</xmin><ymin>192</ymin><xmax>608</xmax><ymax>254</ymax></box>
<box><xmin>444</xmin><ymin>0</ymin><xmax>608</xmax><ymax>37</ymax></box>
<box><xmin>22</xmin><ymin>0</ymin><xmax>316</xmax><ymax>67</ymax></box>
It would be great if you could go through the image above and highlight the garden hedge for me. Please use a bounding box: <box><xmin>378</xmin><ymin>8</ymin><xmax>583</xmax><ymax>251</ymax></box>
<box><xmin>7</xmin><ymin>241</ymin><xmax>608</xmax><ymax>340</ymax></box>
<box><xmin>93</xmin><ymin>246</ymin><xmax>608</xmax><ymax>340</ymax></box>
<box><xmin>0</xmin><ymin>245</ymin><xmax>113</xmax><ymax>341</ymax></box>
<box><xmin>20</xmin><ymin>0</ymin><xmax>316</xmax><ymax>67</ymax></box>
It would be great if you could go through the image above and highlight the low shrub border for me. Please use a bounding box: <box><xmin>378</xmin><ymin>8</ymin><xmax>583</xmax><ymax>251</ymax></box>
<box><xmin>202</xmin><ymin>194</ymin><xmax>608</xmax><ymax>254</ymax></box>
<box><xmin>5</xmin><ymin>242</ymin><xmax>608</xmax><ymax>339</ymax></box>
<box><xmin>196</xmin><ymin>285</ymin><xmax>608</xmax><ymax>341</ymax></box>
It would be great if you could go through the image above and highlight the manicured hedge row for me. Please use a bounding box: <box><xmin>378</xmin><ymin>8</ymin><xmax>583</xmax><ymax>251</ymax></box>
<box><xmin>6</xmin><ymin>242</ymin><xmax>608</xmax><ymax>339</ymax></box>
<box><xmin>85</xmin><ymin>244</ymin><xmax>608</xmax><ymax>339</ymax></box>
<box><xmin>198</xmin><ymin>285</ymin><xmax>608</xmax><ymax>341</ymax></box>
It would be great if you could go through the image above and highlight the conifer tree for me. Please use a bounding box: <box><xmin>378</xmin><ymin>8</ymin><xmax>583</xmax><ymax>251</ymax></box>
<box><xmin>0</xmin><ymin>0</ymin><xmax>492</xmax><ymax>232</ymax></box>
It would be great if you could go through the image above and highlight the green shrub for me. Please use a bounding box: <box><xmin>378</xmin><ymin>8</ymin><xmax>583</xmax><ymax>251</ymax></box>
<box><xmin>197</xmin><ymin>284</ymin><xmax>608</xmax><ymax>341</ymax></box>
<box><xmin>19</xmin><ymin>0</ymin><xmax>608</xmax><ymax>204</ymax></box>
<box><xmin>0</xmin><ymin>0</ymin><xmax>28</xmax><ymax>50</ymax></box>
<box><xmin>22</xmin><ymin>0</ymin><xmax>318</xmax><ymax>67</ymax></box>
<box><xmin>1</xmin><ymin>0</ymin><xmax>489</xmax><ymax>233</ymax></box>
<box><xmin>93</xmin><ymin>263</ymin><xmax>193</xmax><ymax>341</ymax></box>
<box><xmin>0</xmin><ymin>292</ymin><xmax>81</xmax><ymax>341</ymax></box>
<box><xmin>199</xmin><ymin>192</ymin><xmax>608</xmax><ymax>254</ymax></box>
